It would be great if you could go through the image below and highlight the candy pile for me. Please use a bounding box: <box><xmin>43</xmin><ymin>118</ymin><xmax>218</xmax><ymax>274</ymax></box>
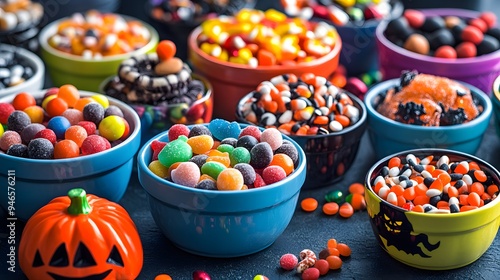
<box><xmin>147</xmin><ymin>119</ymin><xmax>300</xmax><ymax>190</ymax></box>
<box><xmin>0</xmin><ymin>87</ymin><xmax>131</xmax><ymax>159</ymax></box>
<box><xmin>0</xmin><ymin>46</ymin><xmax>36</xmax><ymax>90</ymax></box>
<box><xmin>0</xmin><ymin>0</ymin><xmax>43</xmax><ymax>31</ymax></box>
<box><xmin>279</xmin><ymin>239</ymin><xmax>352</xmax><ymax>278</ymax></box>
<box><xmin>238</xmin><ymin>73</ymin><xmax>361</xmax><ymax>135</ymax></box>
<box><xmin>47</xmin><ymin>10</ymin><xmax>151</xmax><ymax>59</ymax></box>
<box><xmin>371</xmin><ymin>153</ymin><xmax>499</xmax><ymax>213</ymax></box>
<box><xmin>385</xmin><ymin>10</ymin><xmax>500</xmax><ymax>58</ymax></box>
<box><xmin>196</xmin><ymin>8</ymin><xmax>339</xmax><ymax>67</ymax></box>
<box><xmin>375</xmin><ymin>71</ymin><xmax>482</xmax><ymax>126</ymax></box>
<box><xmin>281</xmin><ymin>0</ymin><xmax>395</xmax><ymax>25</ymax></box>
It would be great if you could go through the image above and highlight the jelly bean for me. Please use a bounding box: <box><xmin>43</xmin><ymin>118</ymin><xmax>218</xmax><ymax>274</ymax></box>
<box><xmin>27</xmin><ymin>138</ymin><xmax>54</xmax><ymax>159</ymax></box>
<box><xmin>301</xmin><ymin>267</ymin><xmax>320</xmax><ymax>280</ymax></box>
<box><xmin>301</xmin><ymin>197</ymin><xmax>318</xmax><ymax>212</ymax></box>
<box><xmin>217</xmin><ymin>168</ymin><xmax>244</xmax><ymax>191</ymax></box>
<box><xmin>54</xmin><ymin>139</ymin><xmax>80</xmax><ymax>159</ymax></box>
<box><xmin>337</xmin><ymin>243</ymin><xmax>351</xmax><ymax>257</ymax></box>
<box><xmin>34</xmin><ymin>129</ymin><xmax>57</xmax><ymax>145</ymax></box>
<box><xmin>7</xmin><ymin>110</ymin><xmax>31</xmax><ymax>133</ymax></box>
<box><xmin>168</xmin><ymin>124</ymin><xmax>190</xmax><ymax>141</ymax></box>
<box><xmin>313</xmin><ymin>259</ymin><xmax>329</xmax><ymax>275</ymax></box>
<box><xmin>83</xmin><ymin>102</ymin><xmax>105</xmax><ymax>125</ymax></box>
<box><xmin>325</xmin><ymin>190</ymin><xmax>343</xmax><ymax>203</ymax></box>
<box><xmin>280</xmin><ymin>253</ymin><xmax>298</xmax><ymax>270</ymax></box>
<box><xmin>0</xmin><ymin>103</ymin><xmax>15</xmax><ymax>124</ymax></box>
<box><xmin>156</xmin><ymin>40</ymin><xmax>176</xmax><ymax>61</ymax></box>
<box><xmin>201</xmin><ymin>161</ymin><xmax>226</xmax><ymax>180</ymax></box>
<box><xmin>23</xmin><ymin>105</ymin><xmax>44</xmax><ymax>123</ymax></box>
<box><xmin>338</xmin><ymin>202</ymin><xmax>354</xmax><ymax>218</ymax></box>
<box><xmin>171</xmin><ymin>161</ymin><xmax>201</xmax><ymax>187</ymax></box>
<box><xmin>193</xmin><ymin>270</ymin><xmax>211</xmax><ymax>280</ymax></box>
<box><xmin>326</xmin><ymin>255</ymin><xmax>342</xmax><ymax>270</ymax></box>
<box><xmin>20</xmin><ymin>123</ymin><xmax>44</xmax><ymax>144</ymax></box>
<box><xmin>322</xmin><ymin>202</ymin><xmax>339</xmax><ymax>216</ymax></box>
<box><xmin>12</xmin><ymin>92</ymin><xmax>36</xmax><ymax>111</ymax></box>
<box><xmin>81</xmin><ymin>135</ymin><xmax>110</xmax><ymax>155</ymax></box>
<box><xmin>154</xmin><ymin>274</ymin><xmax>172</xmax><ymax>280</ymax></box>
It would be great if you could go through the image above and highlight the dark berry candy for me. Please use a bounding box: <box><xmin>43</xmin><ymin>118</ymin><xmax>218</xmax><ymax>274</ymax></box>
<box><xmin>220</xmin><ymin>137</ymin><xmax>237</xmax><ymax>147</ymax></box>
<box><xmin>20</xmin><ymin>123</ymin><xmax>45</xmax><ymax>144</ymax></box>
<box><xmin>427</xmin><ymin>28</ymin><xmax>455</xmax><ymax>50</ymax></box>
<box><xmin>249</xmin><ymin>142</ymin><xmax>273</xmax><ymax>169</ymax></box>
<box><xmin>385</xmin><ymin>17</ymin><xmax>412</xmax><ymax>41</ymax></box>
<box><xmin>83</xmin><ymin>102</ymin><xmax>105</xmax><ymax>125</ymax></box>
<box><xmin>188</xmin><ymin>124</ymin><xmax>212</xmax><ymax>138</ymax></box>
<box><xmin>234</xmin><ymin>163</ymin><xmax>256</xmax><ymax>185</ymax></box>
<box><xmin>486</xmin><ymin>27</ymin><xmax>500</xmax><ymax>42</ymax></box>
<box><xmin>451</xmin><ymin>23</ymin><xmax>467</xmax><ymax>43</ymax></box>
<box><xmin>440</xmin><ymin>108</ymin><xmax>467</xmax><ymax>126</ymax></box>
<box><xmin>7</xmin><ymin>110</ymin><xmax>31</xmax><ymax>133</ymax></box>
<box><xmin>477</xmin><ymin>35</ymin><xmax>500</xmax><ymax>56</ymax></box>
<box><xmin>6</xmin><ymin>143</ymin><xmax>28</xmax><ymax>158</ymax></box>
<box><xmin>275</xmin><ymin>141</ymin><xmax>299</xmax><ymax>165</ymax></box>
<box><xmin>27</xmin><ymin>138</ymin><xmax>54</xmax><ymax>159</ymax></box>
<box><xmin>195</xmin><ymin>179</ymin><xmax>217</xmax><ymax>190</ymax></box>
<box><xmin>189</xmin><ymin>154</ymin><xmax>208</xmax><ymax>169</ymax></box>
<box><xmin>421</xmin><ymin>16</ymin><xmax>446</xmax><ymax>33</ymax></box>
<box><xmin>104</xmin><ymin>105</ymin><xmax>124</xmax><ymax>118</ymax></box>
<box><xmin>236</xmin><ymin>135</ymin><xmax>259</xmax><ymax>152</ymax></box>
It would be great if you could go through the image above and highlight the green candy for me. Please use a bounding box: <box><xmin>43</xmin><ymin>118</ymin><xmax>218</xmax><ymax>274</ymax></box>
<box><xmin>201</xmin><ymin>161</ymin><xmax>226</xmax><ymax>180</ymax></box>
<box><xmin>230</xmin><ymin>147</ymin><xmax>251</xmax><ymax>166</ymax></box>
<box><xmin>325</xmin><ymin>190</ymin><xmax>344</xmax><ymax>203</ymax></box>
<box><xmin>158</xmin><ymin>135</ymin><xmax>192</xmax><ymax>169</ymax></box>
<box><xmin>217</xmin><ymin>144</ymin><xmax>235</xmax><ymax>154</ymax></box>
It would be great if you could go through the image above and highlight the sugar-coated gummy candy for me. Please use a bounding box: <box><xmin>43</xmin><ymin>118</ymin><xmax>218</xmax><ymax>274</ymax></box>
<box><xmin>279</xmin><ymin>253</ymin><xmax>298</xmax><ymax>270</ymax></box>
<box><xmin>253</xmin><ymin>275</ymin><xmax>269</xmax><ymax>280</ymax></box>
<box><xmin>158</xmin><ymin>135</ymin><xmax>193</xmax><ymax>169</ymax></box>
<box><xmin>187</xmin><ymin>134</ymin><xmax>214</xmax><ymax>154</ymax></box>
<box><xmin>83</xmin><ymin>102</ymin><xmax>105</xmax><ymax>125</ymax></box>
<box><xmin>6</xmin><ymin>144</ymin><xmax>28</xmax><ymax>158</ymax></box>
<box><xmin>234</xmin><ymin>163</ymin><xmax>256</xmax><ymax>185</ymax></box>
<box><xmin>217</xmin><ymin>168</ymin><xmax>244</xmax><ymax>191</ymax></box>
<box><xmin>239</xmin><ymin>125</ymin><xmax>261</xmax><ymax>142</ymax></box>
<box><xmin>260</xmin><ymin>127</ymin><xmax>282</xmax><ymax>151</ymax></box>
<box><xmin>99</xmin><ymin>115</ymin><xmax>126</xmax><ymax>141</ymax></box>
<box><xmin>65</xmin><ymin>125</ymin><xmax>88</xmax><ymax>147</ymax></box>
<box><xmin>62</xmin><ymin>108</ymin><xmax>84</xmax><ymax>125</ymax></box>
<box><xmin>195</xmin><ymin>179</ymin><xmax>217</xmax><ymax>190</ymax></box>
<box><xmin>262</xmin><ymin>165</ymin><xmax>287</xmax><ymax>184</ymax></box>
<box><xmin>23</xmin><ymin>105</ymin><xmax>44</xmax><ymax>123</ymax></box>
<box><xmin>249</xmin><ymin>142</ymin><xmax>273</xmax><ymax>169</ymax></box>
<box><xmin>188</xmin><ymin>124</ymin><xmax>212</xmax><ymax>138</ymax></box>
<box><xmin>271</xmin><ymin>153</ymin><xmax>294</xmax><ymax>175</ymax></box>
<box><xmin>217</xmin><ymin>143</ymin><xmax>235</xmax><ymax>154</ymax></box>
<box><xmin>236</xmin><ymin>135</ymin><xmax>259</xmax><ymax>152</ymax></box>
<box><xmin>151</xmin><ymin>139</ymin><xmax>167</xmax><ymax>161</ymax></box>
<box><xmin>171</xmin><ymin>161</ymin><xmax>201</xmax><ymax>187</ymax></box>
<box><xmin>148</xmin><ymin>160</ymin><xmax>170</xmax><ymax>178</ymax></box>
<box><xmin>104</xmin><ymin>105</ymin><xmax>124</xmax><ymax>118</ymax></box>
<box><xmin>28</xmin><ymin>138</ymin><xmax>54</xmax><ymax>159</ymax></box>
<box><xmin>253</xmin><ymin>173</ymin><xmax>266</xmax><ymax>188</ymax></box>
<box><xmin>275</xmin><ymin>141</ymin><xmax>299</xmax><ymax>165</ymax></box>
<box><xmin>229</xmin><ymin>146</ymin><xmax>251</xmax><ymax>166</ymax></box>
<box><xmin>220</xmin><ymin>137</ymin><xmax>237</xmax><ymax>147</ymax></box>
<box><xmin>0</xmin><ymin>103</ymin><xmax>15</xmax><ymax>124</ymax></box>
<box><xmin>7</xmin><ymin>110</ymin><xmax>31</xmax><ymax>133</ymax></box>
<box><xmin>168</xmin><ymin>123</ymin><xmax>190</xmax><ymax>142</ymax></box>
<box><xmin>20</xmin><ymin>123</ymin><xmax>45</xmax><ymax>144</ymax></box>
<box><xmin>77</xmin><ymin>121</ymin><xmax>96</xmax><ymax>135</ymax></box>
<box><xmin>189</xmin><ymin>154</ymin><xmax>208</xmax><ymax>169</ymax></box>
<box><xmin>81</xmin><ymin>135</ymin><xmax>110</xmax><ymax>155</ymax></box>
<box><xmin>208</xmin><ymin>119</ymin><xmax>241</xmax><ymax>140</ymax></box>
<box><xmin>0</xmin><ymin>130</ymin><xmax>22</xmax><ymax>151</ymax></box>
<box><xmin>201</xmin><ymin>161</ymin><xmax>226</xmax><ymax>180</ymax></box>
<box><xmin>54</xmin><ymin>139</ymin><xmax>80</xmax><ymax>159</ymax></box>
<box><xmin>47</xmin><ymin>116</ymin><xmax>71</xmax><ymax>139</ymax></box>
<box><xmin>35</xmin><ymin>129</ymin><xmax>57</xmax><ymax>145</ymax></box>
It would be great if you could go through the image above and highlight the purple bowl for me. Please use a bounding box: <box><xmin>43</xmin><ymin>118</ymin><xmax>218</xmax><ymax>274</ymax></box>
<box><xmin>376</xmin><ymin>8</ymin><xmax>500</xmax><ymax>95</ymax></box>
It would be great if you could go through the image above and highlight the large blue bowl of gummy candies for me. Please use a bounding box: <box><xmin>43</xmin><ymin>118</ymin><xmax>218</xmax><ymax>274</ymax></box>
<box><xmin>137</xmin><ymin>119</ymin><xmax>307</xmax><ymax>257</ymax></box>
<box><xmin>0</xmin><ymin>89</ymin><xmax>141</xmax><ymax>221</ymax></box>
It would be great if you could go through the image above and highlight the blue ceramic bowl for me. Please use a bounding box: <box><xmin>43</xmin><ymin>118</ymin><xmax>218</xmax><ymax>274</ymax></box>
<box><xmin>137</xmin><ymin>123</ymin><xmax>307</xmax><ymax>257</ymax></box>
<box><xmin>492</xmin><ymin>75</ymin><xmax>500</xmax><ymax>138</ymax></box>
<box><xmin>364</xmin><ymin>78</ymin><xmax>492</xmax><ymax>160</ymax></box>
<box><xmin>0</xmin><ymin>90</ymin><xmax>141</xmax><ymax>221</ymax></box>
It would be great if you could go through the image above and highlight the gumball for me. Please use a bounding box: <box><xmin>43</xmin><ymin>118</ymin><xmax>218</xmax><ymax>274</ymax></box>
<box><xmin>65</xmin><ymin>125</ymin><xmax>88</xmax><ymax>147</ymax></box>
<box><xmin>12</xmin><ymin>92</ymin><xmax>36</xmax><ymax>110</ymax></box>
<box><xmin>54</xmin><ymin>139</ymin><xmax>80</xmax><ymax>159</ymax></box>
<box><xmin>57</xmin><ymin>84</ymin><xmax>80</xmax><ymax>107</ymax></box>
<box><xmin>46</xmin><ymin>97</ymin><xmax>69</xmax><ymax>117</ymax></box>
<box><xmin>81</xmin><ymin>135</ymin><xmax>110</xmax><ymax>155</ymax></box>
<box><xmin>23</xmin><ymin>105</ymin><xmax>45</xmax><ymax>123</ymax></box>
<box><xmin>47</xmin><ymin>116</ymin><xmax>71</xmax><ymax>139</ymax></box>
<box><xmin>91</xmin><ymin>94</ymin><xmax>109</xmax><ymax>109</ymax></box>
<box><xmin>0</xmin><ymin>103</ymin><xmax>15</xmax><ymax>124</ymax></box>
<box><xmin>98</xmin><ymin>115</ymin><xmax>126</xmax><ymax>141</ymax></box>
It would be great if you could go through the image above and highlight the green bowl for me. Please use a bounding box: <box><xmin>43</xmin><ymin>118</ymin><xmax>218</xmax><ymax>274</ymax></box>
<box><xmin>38</xmin><ymin>15</ymin><xmax>159</xmax><ymax>92</ymax></box>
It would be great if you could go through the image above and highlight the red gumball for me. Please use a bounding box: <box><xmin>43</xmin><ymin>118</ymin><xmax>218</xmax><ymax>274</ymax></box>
<box><xmin>156</xmin><ymin>40</ymin><xmax>177</xmax><ymax>61</ymax></box>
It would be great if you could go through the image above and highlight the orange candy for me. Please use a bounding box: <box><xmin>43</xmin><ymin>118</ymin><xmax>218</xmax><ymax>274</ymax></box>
<box><xmin>74</xmin><ymin>97</ymin><xmax>96</xmax><ymax>112</ymax></box>
<box><xmin>270</xmin><ymin>153</ymin><xmax>294</xmax><ymax>175</ymax></box>
<box><xmin>65</xmin><ymin>125</ymin><xmax>88</xmax><ymax>147</ymax></box>
<box><xmin>338</xmin><ymin>202</ymin><xmax>353</xmax><ymax>218</ymax></box>
<box><xmin>45</xmin><ymin>97</ymin><xmax>69</xmax><ymax>117</ymax></box>
<box><xmin>154</xmin><ymin>274</ymin><xmax>173</xmax><ymax>280</ymax></box>
<box><xmin>326</xmin><ymin>255</ymin><xmax>342</xmax><ymax>270</ymax></box>
<box><xmin>322</xmin><ymin>202</ymin><xmax>339</xmax><ymax>215</ymax></box>
<box><xmin>57</xmin><ymin>84</ymin><xmax>80</xmax><ymax>107</ymax></box>
<box><xmin>156</xmin><ymin>40</ymin><xmax>176</xmax><ymax>61</ymax></box>
<box><xmin>301</xmin><ymin>197</ymin><xmax>318</xmax><ymax>212</ymax></box>
<box><xmin>12</xmin><ymin>92</ymin><xmax>36</xmax><ymax>110</ymax></box>
<box><xmin>54</xmin><ymin>139</ymin><xmax>80</xmax><ymax>159</ymax></box>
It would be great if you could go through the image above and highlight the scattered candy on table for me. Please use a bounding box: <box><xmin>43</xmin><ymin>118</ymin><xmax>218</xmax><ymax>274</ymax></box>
<box><xmin>385</xmin><ymin>10</ymin><xmax>500</xmax><ymax>58</ymax></box>
<box><xmin>196</xmin><ymin>8</ymin><xmax>339</xmax><ymax>67</ymax></box>
<box><xmin>371</xmin><ymin>152</ymin><xmax>499</xmax><ymax>213</ymax></box>
<box><xmin>0</xmin><ymin>0</ymin><xmax>44</xmax><ymax>31</ymax></box>
<box><xmin>147</xmin><ymin>119</ymin><xmax>300</xmax><ymax>190</ymax></box>
<box><xmin>0</xmin><ymin>87</ymin><xmax>131</xmax><ymax>158</ymax></box>
<box><xmin>47</xmin><ymin>10</ymin><xmax>151</xmax><ymax>59</ymax></box>
<box><xmin>238</xmin><ymin>72</ymin><xmax>361</xmax><ymax>135</ymax></box>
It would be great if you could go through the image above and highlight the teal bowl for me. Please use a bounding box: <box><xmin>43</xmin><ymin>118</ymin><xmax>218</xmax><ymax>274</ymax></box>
<box><xmin>364</xmin><ymin>78</ymin><xmax>492</xmax><ymax>160</ymax></box>
<box><xmin>492</xmin><ymin>75</ymin><xmax>500</xmax><ymax>138</ymax></box>
<box><xmin>38</xmin><ymin>15</ymin><xmax>159</xmax><ymax>92</ymax></box>
<box><xmin>137</xmin><ymin>123</ymin><xmax>307</xmax><ymax>257</ymax></box>
<box><xmin>0</xmin><ymin>90</ymin><xmax>141</xmax><ymax>221</ymax></box>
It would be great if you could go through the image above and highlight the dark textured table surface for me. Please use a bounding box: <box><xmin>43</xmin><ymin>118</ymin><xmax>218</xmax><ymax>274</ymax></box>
<box><xmin>2</xmin><ymin>0</ymin><xmax>500</xmax><ymax>279</ymax></box>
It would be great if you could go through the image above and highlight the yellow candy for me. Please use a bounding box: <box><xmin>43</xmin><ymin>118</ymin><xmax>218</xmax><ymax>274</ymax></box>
<box><xmin>336</xmin><ymin>0</ymin><xmax>356</xmax><ymax>7</ymax></box>
<box><xmin>237</xmin><ymin>48</ymin><xmax>253</xmax><ymax>62</ymax></box>
<box><xmin>148</xmin><ymin>160</ymin><xmax>170</xmax><ymax>178</ymax></box>
<box><xmin>264</xmin><ymin>9</ymin><xmax>287</xmax><ymax>22</ymax></box>
<box><xmin>24</xmin><ymin>106</ymin><xmax>44</xmax><ymax>123</ymax></box>
<box><xmin>0</xmin><ymin>124</ymin><xmax>3</xmax><ymax>137</ymax></box>
<box><xmin>91</xmin><ymin>94</ymin><xmax>109</xmax><ymax>108</ymax></box>
<box><xmin>229</xmin><ymin>56</ymin><xmax>246</xmax><ymax>64</ymax></box>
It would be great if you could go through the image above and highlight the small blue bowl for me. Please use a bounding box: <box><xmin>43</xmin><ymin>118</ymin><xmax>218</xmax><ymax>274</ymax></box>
<box><xmin>0</xmin><ymin>90</ymin><xmax>141</xmax><ymax>221</ymax></box>
<box><xmin>137</xmin><ymin>123</ymin><xmax>307</xmax><ymax>257</ymax></box>
<box><xmin>492</xmin><ymin>75</ymin><xmax>500</xmax><ymax>138</ymax></box>
<box><xmin>364</xmin><ymin>78</ymin><xmax>492</xmax><ymax>160</ymax></box>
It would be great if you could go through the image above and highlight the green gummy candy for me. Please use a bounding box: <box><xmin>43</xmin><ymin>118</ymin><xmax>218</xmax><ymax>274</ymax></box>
<box><xmin>230</xmin><ymin>147</ymin><xmax>251</xmax><ymax>166</ymax></box>
<box><xmin>158</xmin><ymin>136</ymin><xmax>192</xmax><ymax>169</ymax></box>
<box><xmin>201</xmin><ymin>161</ymin><xmax>226</xmax><ymax>180</ymax></box>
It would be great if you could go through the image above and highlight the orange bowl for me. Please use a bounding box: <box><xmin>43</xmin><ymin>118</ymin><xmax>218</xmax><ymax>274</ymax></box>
<box><xmin>188</xmin><ymin>26</ymin><xmax>342</xmax><ymax>120</ymax></box>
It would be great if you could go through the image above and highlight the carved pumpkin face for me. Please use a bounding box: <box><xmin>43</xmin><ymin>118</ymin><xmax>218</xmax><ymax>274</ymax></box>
<box><xmin>19</xmin><ymin>189</ymin><xmax>143</xmax><ymax>280</ymax></box>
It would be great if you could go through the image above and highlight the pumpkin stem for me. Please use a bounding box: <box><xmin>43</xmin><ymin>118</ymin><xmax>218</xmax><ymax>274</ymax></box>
<box><xmin>67</xmin><ymin>188</ymin><xmax>92</xmax><ymax>215</ymax></box>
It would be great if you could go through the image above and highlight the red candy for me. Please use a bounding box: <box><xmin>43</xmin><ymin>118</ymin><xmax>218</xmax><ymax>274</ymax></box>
<box><xmin>262</xmin><ymin>165</ymin><xmax>286</xmax><ymax>185</ymax></box>
<box><xmin>279</xmin><ymin>253</ymin><xmax>298</xmax><ymax>270</ymax></box>
<box><xmin>461</xmin><ymin>25</ymin><xmax>484</xmax><ymax>45</ymax></box>
<box><xmin>434</xmin><ymin>45</ymin><xmax>457</xmax><ymax>59</ymax></box>
<box><xmin>479</xmin><ymin>12</ymin><xmax>497</xmax><ymax>29</ymax></box>
<box><xmin>239</xmin><ymin>125</ymin><xmax>262</xmax><ymax>142</ymax></box>
<box><xmin>34</xmin><ymin>129</ymin><xmax>57</xmax><ymax>145</ymax></box>
<box><xmin>151</xmin><ymin>139</ymin><xmax>167</xmax><ymax>161</ymax></box>
<box><xmin>404</xmin><ymin>9</ymin><xmax>425</xmax><ymax>29</ymax></box>
<box><xmin>469</xmin><ymin>18</ymin><xmax>488</xmax><ymax>33</ymax></box>
<box><xmin>81</xmin><ymin>135</ymin><xmax>110</xmax><ymax>155</ymax></box>
<box><xmin>168</xmin><ymin>123</ymin><xmax>190</xmax><ymax>142</ymax></box>
<box><xmin>456</xmin><ymin>41</ymin><xmax>477</xmax><ymax>58</ymax></box>
<box><xmin>0</xmin><ymin>103</ymin><xmax>15</xmax><ymax>124</ymax></box>
<box><xmin>77</xmin><ymin>121</ymin><xmax>97</xmax><ymax>135</ymax></box>
<box><xmin>301</xmin><ymin>267</ymin><xmax>320</xmax><ymax>280</ymax></box>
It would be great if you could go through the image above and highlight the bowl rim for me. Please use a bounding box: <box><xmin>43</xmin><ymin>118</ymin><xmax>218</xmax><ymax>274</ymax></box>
<box><xmin>137</xmin><ymin>122</ymin><xmax>307</xmax><ymax>197</ymax></box>
<box><xmin>0</xmin><ymin>43</ymin><xmax>44</xmax><ymax>96</ymax></box>
<box><xmin>376</xmin><ymin>8</ymin><xmax>500</xmax><ymax>64</ymax></box>
<box><xmin>187</xmin><ymin>23</ymin><xmax>342</xmax><ymax>72</ymax></box>
<box><xmin>364</xmin><ymin>77</ymin><xmax>493</xmax><ymax>131</ymax></box>
<box><xmin>38</xmin><ymin>14</ymin><xmax>159</xmax><ymax>62</ymax></box>
<box><xmin>0</xmin><ymin>89</ymin><xmax>141</xmax><ymax>163</ymax></box>
<box><xmin>236</xmin><ymin>89</ymin><xmax>367</xmax><ymax>139</ymax></box>
<box><xmin>493</xmin><ymin>74</ymin><xmax>500</xmax><ymax>101</ymax></box>
<box><xmin>365</xmin><ymin>147</ymin><xmax>500</xmax><ymax>218</ymax></box>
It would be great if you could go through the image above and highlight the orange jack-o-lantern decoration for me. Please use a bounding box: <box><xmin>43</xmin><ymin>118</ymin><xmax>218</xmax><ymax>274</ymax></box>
<box><xmin>19</xmin><ymin>188</ymin><xmax>143</xmax><ymax>280</ymax></box>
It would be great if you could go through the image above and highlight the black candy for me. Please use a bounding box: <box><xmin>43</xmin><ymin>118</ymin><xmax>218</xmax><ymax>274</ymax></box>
<box><xmin>275</xmin><ymin>142</ymin><xmax>299</xmax><ymax>165</ymax></box>
<box><xmin>220</xmin><ymin>137</ymin><xmax>238</xmax><ymax>147</ymax></box>
<box><xmin>477</xmin><ymin>35</ymin><xmax>500</xmax><ymax>55</ymax></box>
<box><xmin>249</xmin><ymin>142</ymin><xmax>273</xmax><ymax>169</ymax></box>
<box><xmin>234</xmin><ymin>163</ymin><xmax>256</xmax><ymax>185</ymax></box>
<box><xmin>427</xmin><ymin>29</ymin><xmax>455</xmax><ymax>50</ymax></box>
<box><xmin>7</xmin><ymin>110</ymin><xmax>31</xmax><ymax>133</ymax></box>
<box><xmin>83</xmin><ymin>103</ymin><xmax>105</xmax><ymax>126</ymax></box>
<box><xmin>6</xmin><ymin>144</ymin><xmax>28</xmax><ymax>158</ymax></box>
<box><xmin>486</xmin><ymin>27</ymin><xmax>500</xmax><ymax>42</ymax></box>
<box><xmin>195</xmin><ymin>179</ymin><xmax>217</xmax><ymax>190</ymax></box>
<box><xmin>421</xmin><ymin>16</ymin><xmax>446</xmax><ymax>33</ymax></box>
<box><xmin>27</xmin><ymin>138</ymin><xmax>54</xmax><ymax>159</ymax></box>
<box><xmin>104</xmin><ymin>105</ymin><xmax>124</xmax><ymax>118</ymax></box>
<box><xmin>188</xmin><ymin>124</ymin><xmax>212</xmax><ymax>137</ymax></box>
<box><xmin>189</xmin><ymin>154</ymin><xmax>208</xmax><ymax>169</ymax></box>
<box><xmin>236</xmin><ymin>135</ymin><xmax>259</xmax><ymax>152</ymax></box>
<box><xmin>385</xmin><ymin>17</ymin><xmax>412</xmax><ymax>41</ymax></box>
